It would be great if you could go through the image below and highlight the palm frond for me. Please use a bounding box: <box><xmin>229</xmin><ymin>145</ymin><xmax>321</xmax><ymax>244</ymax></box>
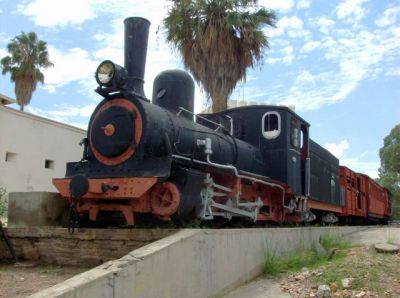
<box><xmin>0</xmin><ymin>31</ymin><xmax>53</xmax><ymax>110</ymax></box>
<box><xmin>163</xmin><ymin>0</ymin><xmax>276</xmax><ymax>112</ymax></box>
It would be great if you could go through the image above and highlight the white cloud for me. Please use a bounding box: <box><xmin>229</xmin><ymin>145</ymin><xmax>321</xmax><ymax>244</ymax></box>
<box><xmin>282</xmin><ymin>46</ymin><xmax>294</xmax><ymax>55</ymax></box>
<box><xmin>336</xmin><ymin>0</ymin><xmax>367</xmax><ymax>25</ymax></box>
<box><xmin>265</xmin><ymin>57</ymin><xmax>280</xmax><ymax>64</ymax></box>
<box><xmin>301</xmin><ymin>40</ymin><xmax>321</xmax><ymax>53</ymax></box>
<box><xmin>0</xmin><ymin>48</ymin><xmax>7</xmax><ymax>59</ymax></box>
<box><xmin>229</xmin><ymin>82</ymin><xmax>281</xmax><ymax>104</ymax></box>
<box><xmin>17</xmin><ymin>0</ymin><xmax>169</xmax><ymax>29</ymax></box>
<box><xmin>274</xmin><ymin>22</ymin><xmax>400</xmax><ymax>111</ymax></box>
<box><xmin>263</xmin><ymin>21</ymin><xmax>399</xmax><ymax>109</ymax></box>
<box><xmin>340</xmin><ymin>157</ymin><xmax>380</xmax><ymax>179</ymax></box>
<box><xmin>375</xmin><ymin>6</ymin><xmax>400</xmax><ymax>27</ymax></box>
<box><xmin>297</xmin><ymin>0</ymin><xmax>310</xmax><ymax>9</ymax></box>
<box><xmin>278</xmin><ymin>16</ymin><xmax>303</xmax><ymax>30</ymax></box>
<box><xmin>42</xmin><ymin>46</ymin><xmax>99</xmax><ymax>93</ymax></box>
<box><xmin>266</xmin><ymin>16</ymin><xmax>309</xmax><ymax>39</ymax></box>
<box><xmin>320</xmin><ymin>36</ymin><xmax>336</xmax><ymax>48</ymax></box>
<box><xmin>312</xmin><ymin>17</ymin><xmax>335</xmax><ymax>34</ymax></box>
<box><xmin>323</xmin><ymin>141</ymin><xmax>379</xmax><ymax>179</ymax></box>
<box><xmin>316</xmin><ymin>17</ymin><xmax>335</xmax><ymax>27</ymax></box>
<box><xmin>27</xmin><ymin>103</ymin><xmax>97</xmax><ymax>123</ymax></box>
<box><xmin>385</xmin><ymin>67</ymin><xmax>400</xmax><ymax>77</ymax></box>
<box><xmin>288</xmin><ymin>28</ymin><xmax>310</xmax><ymax>38</ymax></box>
<box><xmin>264</xmin><ymin>27</ymin><xmax>284</xmax><ymax>38</ymax></box>
<box><xmin>282</xmin><ymin>56</ymin><xmax>294</xmax><ymax>64</ymax></box>
<box><xmin>266</xmin><ymin>46</ymin><xmax>295</xmax><ymax>65</ymax></box>
<box><xmin>17</xmin><ymin>0</ymin><xmax>104</xmax><ymax>27</ymax></box>
<box><xmin>277</xmin><ymin>70</ymin><xmax>358</xmax><ymax>110</ymax></box>
<box><xmin>324</xmin><ymin>140</ymin><xmax>349</xmax><ymax>159</ymax></box>
<box><xmin>258</xmin><ymin>0</ymin><xmax>294</xmax><ymax>12</ymax></box>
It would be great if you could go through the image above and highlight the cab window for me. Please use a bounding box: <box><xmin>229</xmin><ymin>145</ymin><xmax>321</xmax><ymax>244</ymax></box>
<box><xmin>291</xmin><ymin>118</ymin><xmax>300</xmax><ymax>148</ymax></box>
<box><xmin>262</xmin><ymin>111</ymin><xmax>281</xmax><ymax>139</ymax></box>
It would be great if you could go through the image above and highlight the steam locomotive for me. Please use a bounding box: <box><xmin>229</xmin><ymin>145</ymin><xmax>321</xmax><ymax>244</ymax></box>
<box><xmin>53</xmin><ymin>17</ymin><xmax>391</xmax><ymax>227</ymax></box>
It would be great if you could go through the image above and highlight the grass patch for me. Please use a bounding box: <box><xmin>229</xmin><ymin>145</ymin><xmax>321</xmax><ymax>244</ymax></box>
<box><xmin>264</xmin><ymin>250</ymin><xmax>284</xmax><ymax>276</ymax></box>
<box><xmin>320</xmin><ymin>234</ymin><xmax>352</xmax><ymax>250</ymax></box>
<box><xmin>264</xmin><ymin>234</ymin><xmax>352</xmax><ymax>277</ymax></box>
<box><xmin>264</xmin><ymin>247</ymin><xmax>327</xmax><ymax>276</ymax></box>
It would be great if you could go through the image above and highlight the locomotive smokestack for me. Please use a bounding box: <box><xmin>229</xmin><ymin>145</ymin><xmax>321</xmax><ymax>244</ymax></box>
<box><xmin>124</xmin><ymin>17</ymin><xmax>150</xmax><ymax>97</ymax></box>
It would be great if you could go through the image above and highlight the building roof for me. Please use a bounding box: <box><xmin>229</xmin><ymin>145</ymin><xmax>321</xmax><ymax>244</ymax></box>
<box><xmin>0</xmin><ymin>102</ymin><xmax>86</xmax><ymax>134</ymax></box>
<box><xmin>0</xmin><ymin>94</ymin><xmax>17</xmax><ymax>105</ymax></box>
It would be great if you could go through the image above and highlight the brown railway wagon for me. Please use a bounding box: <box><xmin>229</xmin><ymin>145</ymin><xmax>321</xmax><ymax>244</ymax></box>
<box><xmin>358</xmin><ymin>173</ymin><xmax>391</xmax><ymax>219</ymax></box>
<box><xmin>339</xmin><ymin>166</ymin><xmax>390</xmax><ymax>221</ymax></box>
<box><xmin>339</xmin><ymin>166</ymin><xmax>367</xmax><ymax>218</ymax></box>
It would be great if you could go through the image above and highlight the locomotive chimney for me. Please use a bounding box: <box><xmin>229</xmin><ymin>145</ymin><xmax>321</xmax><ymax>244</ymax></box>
<box><xmin>124</xmin><ymin>17</ymin><xmax>150</xmax><ymax>97</ymax></box>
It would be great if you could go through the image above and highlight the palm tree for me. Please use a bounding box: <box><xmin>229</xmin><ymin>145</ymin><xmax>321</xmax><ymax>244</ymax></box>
<box><xmin>0</xmin><ymin>32</ymin><xmax>53</xmax><ymax>111</ymax></box>
<box><xmin>163</xmin><ymin>0</ymin><xmax>276</xmax><ymax>112</ymax></box>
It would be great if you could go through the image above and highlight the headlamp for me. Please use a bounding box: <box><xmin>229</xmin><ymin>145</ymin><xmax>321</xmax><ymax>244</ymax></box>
<box><xmin>95</xmin><ymin>60</ymin><xmax>127</xmax><ymax>88</ymax></box>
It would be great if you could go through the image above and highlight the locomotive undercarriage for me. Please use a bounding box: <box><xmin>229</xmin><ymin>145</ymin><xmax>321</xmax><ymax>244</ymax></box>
<box><xmin>54</xmin><ymin>171</ymin><xmax>308</xmax><ymax>226</ymax></box>
<box><xmin>54</xmin><ymin>137</ymin><xmax>311</xmax><ymax>227</ymax></box>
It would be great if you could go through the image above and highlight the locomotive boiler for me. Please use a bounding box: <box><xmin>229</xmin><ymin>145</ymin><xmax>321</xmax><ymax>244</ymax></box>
<box><xmin>53</xmin><ymin>17</ymin><xmax>391</xmax><ymax>228</ymax></box>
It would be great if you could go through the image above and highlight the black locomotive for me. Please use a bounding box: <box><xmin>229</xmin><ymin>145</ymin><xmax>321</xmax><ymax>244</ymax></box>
<box><xmin>53</xmin><ymin>17</ymin><xmax>390</xmax><ymax>227</ymax></box>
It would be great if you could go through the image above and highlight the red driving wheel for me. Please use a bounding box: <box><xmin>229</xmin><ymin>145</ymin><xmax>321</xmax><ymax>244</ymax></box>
<box><xmin>150</xmin><ymin>182</ymin><xmax>180</xmax><ymax>217</ymax></box>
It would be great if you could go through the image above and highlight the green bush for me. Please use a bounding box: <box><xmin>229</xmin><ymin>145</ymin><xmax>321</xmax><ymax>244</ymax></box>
<box><xmin>0</xmin><ymin>187</ymin><xmax>7</xmax><ymax>217</ymax></box>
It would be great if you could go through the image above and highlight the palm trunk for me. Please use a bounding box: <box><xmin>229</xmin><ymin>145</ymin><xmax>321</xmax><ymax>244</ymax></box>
<box><xmin>15</xmin><ymin>76</ymin><xmax>34</xmax><ymax>112</ymax></box>
<box><xmin>212</xmin><ymin>93</ymin><xmax>228</xmax><ymax>113</ymax></box>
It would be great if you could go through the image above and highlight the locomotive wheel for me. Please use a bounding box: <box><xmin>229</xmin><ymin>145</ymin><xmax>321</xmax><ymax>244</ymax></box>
<box><xmin>150</xmin><ymin>182</ymin><xmax>180</xmax><ymax>217</ymax></box>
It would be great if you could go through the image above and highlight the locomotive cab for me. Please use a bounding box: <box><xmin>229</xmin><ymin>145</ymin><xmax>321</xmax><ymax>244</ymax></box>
<box><xmin>199</xmin><ymin>106</ymin><xmax>310</xmax><ymax>196</ymax></box>
<box><xmin>258</xmin><ymin>107</ymin><xmax>310</xmax><ymax>196</ymax></box>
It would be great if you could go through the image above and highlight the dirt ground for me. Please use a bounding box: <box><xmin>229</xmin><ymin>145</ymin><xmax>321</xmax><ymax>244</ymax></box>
<box><xmin>0</xmin><ymin>262</ymin><xmax>89</xmax><ymax>298</ymax></box>
<box><xmin>223</xmin><ymin>277</ymin><xmax>291</xmax><ymax>298</ymax></box>
<box><xmin>279</xmin><ymin>245</ymin><xmax>400</xmax><ymax>297</ymax></box>
<box><xmin>224</xmin><ymin>227</ymin><xmax>400</xmax><ymax>298</ymax></box>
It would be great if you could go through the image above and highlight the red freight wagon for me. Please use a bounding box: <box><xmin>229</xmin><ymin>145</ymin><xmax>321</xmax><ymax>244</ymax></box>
<box><xmin>339</xmin><ymin>166</ymin><xmax>367</xmax><ymax>218</ymax></box>
<box><xmin>358</xmin><ymin>173</ymin><xmax>391</xmax><ymax>221</ymax></box>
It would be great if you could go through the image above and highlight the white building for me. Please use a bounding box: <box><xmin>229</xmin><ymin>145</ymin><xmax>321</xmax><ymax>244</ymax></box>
<box><xmin>0</xmin><ymin>94</ymin><xmax>86</xmax><ymax>193</ymax></box>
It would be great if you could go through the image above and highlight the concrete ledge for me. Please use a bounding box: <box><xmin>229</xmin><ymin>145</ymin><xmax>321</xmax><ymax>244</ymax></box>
<box><xmin>30</xmin><ymin>226</ymin><xmax>370</xmax><ymax>298</ymax></box>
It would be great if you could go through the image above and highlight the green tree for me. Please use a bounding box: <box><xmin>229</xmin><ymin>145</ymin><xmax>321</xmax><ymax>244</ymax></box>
<box><xmin>163</xmin><ymin>0</ymin><xmax>276</xmax><ymax>112</ymax></box>
<box><xmin>0</xmin><ymin>32</ymin><xmax>53</xmax><ymax>111</ymax></box>
<box><xmin>378</xmin><ymin>124</ymin><xmax>400</xmax><ymax>218</ymax></box>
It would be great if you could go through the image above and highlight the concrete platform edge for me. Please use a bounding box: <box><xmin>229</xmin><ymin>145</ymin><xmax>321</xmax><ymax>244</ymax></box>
<box><xmin>29</xmin><ymin>226</ymin><xmax>371</xmax><ymax>298</ymax></box>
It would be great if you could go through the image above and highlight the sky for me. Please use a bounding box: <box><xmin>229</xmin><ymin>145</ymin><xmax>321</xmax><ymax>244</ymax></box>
<box><xmin>0</xmin><ymin>0</ymin><xmax>399</xmax><ymax>178</ymax></box>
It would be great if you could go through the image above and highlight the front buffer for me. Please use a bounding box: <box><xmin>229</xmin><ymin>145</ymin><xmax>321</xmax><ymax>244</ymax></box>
<box><xmin>53</xmin><ymin>176</ymin><xmax>181</xmax><ymax>225</ymax></box>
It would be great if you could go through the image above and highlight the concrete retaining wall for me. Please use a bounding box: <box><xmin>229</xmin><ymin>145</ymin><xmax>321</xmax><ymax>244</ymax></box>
<box><xmin>7</xmin><ymin>192</ymin><xmax>69</xmax><ymax>227</ymax></box>
<box><xmin>30</xmin><ymin>226</ymin><xmax>369</xmax><ymax>298</ymax></box>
